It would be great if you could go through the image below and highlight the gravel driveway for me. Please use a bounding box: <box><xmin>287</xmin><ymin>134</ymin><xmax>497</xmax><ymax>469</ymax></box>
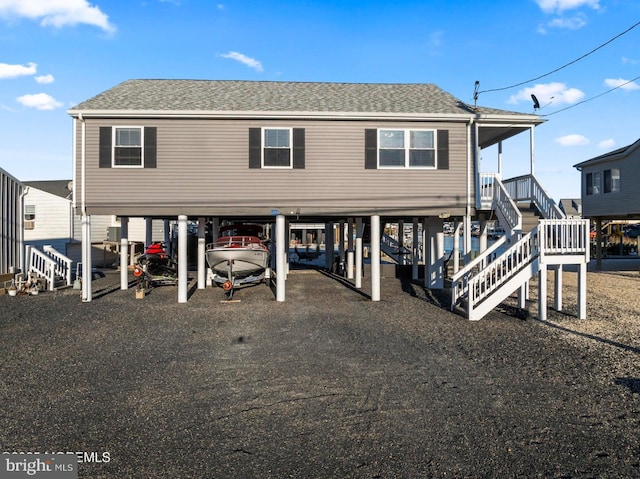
<box><xmin>1</xmin><ymin>266</ymin><xmax>639</xmax><ymax>478</ymax></box>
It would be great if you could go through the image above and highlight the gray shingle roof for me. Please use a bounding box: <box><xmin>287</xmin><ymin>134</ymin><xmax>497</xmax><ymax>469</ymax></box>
<box><xmin>24</xmin><ymin>180</ymin><xmax>72</xmax><ymax>200</ymax></box>
<box><xmin>70</xmin><ymin>79</ymin><xmax>529</xmax><ymax>117</ymax></box>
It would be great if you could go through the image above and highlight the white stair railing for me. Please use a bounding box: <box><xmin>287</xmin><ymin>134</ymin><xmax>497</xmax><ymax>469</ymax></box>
<box><xmin>467</xmin><ymin>228</ymin><xmax>540</xmax><ymax>319</ymax></box>
<box><xmin>452</xmin><ymin>218</ymin><xmax>590</xmax><ymax>320</ymax></box>
<box><xmin>503</xmin><ymin>174</ymin><xmax>564</xmax><ymax>219</ymax></box>
<box><xmin>43</xmin><ymin>245</ymin><xmax>73</xmax><ymax>287</ymax></box>
<box><xmin>477</xmin><ymin>174</ymin><xmax>522</xmax><ymax>235</ymax></box>
<box><xmin>27</xmin><ymin>246</ymin><xmax>57</xmax><ymax>291</ymax></box>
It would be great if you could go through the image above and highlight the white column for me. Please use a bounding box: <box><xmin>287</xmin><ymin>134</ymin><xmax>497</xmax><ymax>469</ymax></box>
<box><xmin>355</xmin><ymin>218</ymin><xmax>363</xmax><ymax>289</ymax></box>
<box><xmin>497</xmin><ymin>141</ymin><xmax>503</xmax><ymax>179</ymax></box>
<box><xmin>538</xmin><ymin>265</ymin><xmax>547</xmax><ymax>321</ymax></box>
<box><xmin>412</xmin><ymin>218</ymin><xmax>419</xmax><ymax>280</ymax></box>
<box><xmin>479</xmin><ymin>218</ymin><xmax>488</xmax><ymax>254</ymax></box>
<box><xmin>422</xmin><ymin>218</ymin><xmax>429</xmax><ymax>288</ymax></box>
<box><xmin>120</xmin><ymin>216</ymin><xmax>129</xmax><ymax>290</ymax></box>
<box><xmin>371</xmin><ymin>215</ymin><xmax>381</xmax><ymax>301</ymax></box>
<box><xmin>276</xmin><ymin>214</ymin><xmax>286</xmax><ymax>302</ymax></box>
<box><xmin>81</xmin><ymin>214</ymin><xmax>92</xmax><ymax>302</ymax></box>
<box><xmin>554</xmin><ymin>265</ymin><xmax>563</xmax><ymax>311</ymax></box>
<box><xmin>178</xmin><ymin>215</ymin><xmax>188</xmax><ymax>303</ymax></box>
<box><xmin>347</xmin><ymin>219</ymin><xmax>354</xmax><ymax>279</ymax></box>
<box><xmin>453</xmin><ymin>221</ymin><xmax>461</xmax><ymax>274</ymax></box>
<box><xmin>578</xmin><ymin>262</ymin><xmax>587</xmax><ymax>319</ymax></box>
<box><xmin>163</xmin><ymin>219</ymin><xmax>170</xmax><ymax>247</ymax></box>
<box><xmin>426</xmin><ymin>218</ymin><xmax>444</xmax><ymax>289</ymax></box>
<box><xmin>530</xmin><ymin>125</ymin><xmax>535</xmax><ymax>177</ymax></box>
<box><xmin>197</xmin><ymin>217</ymin><xmax>206</xmax><ymax>290</ymax></box>
<box><xmin>398</xmin><ymin>220</ymin><xmax>404</xmax><ymax>265</ymax></box>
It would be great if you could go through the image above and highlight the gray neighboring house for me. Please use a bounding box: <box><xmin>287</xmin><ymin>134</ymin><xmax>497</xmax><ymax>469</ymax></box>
<box><xmin>574</xmin><ymin>138</ymin><xmax>640</xmax><ymax>220</ymax></box>
<box><xmin>0</xmin><ymin>167</ymin><xmax>25</xmax><ymax>274</ymax></box>
<box><xmin>558</xmin><ymin>198</ymin><xmax>582</xmax><ymax>219</ymax></box>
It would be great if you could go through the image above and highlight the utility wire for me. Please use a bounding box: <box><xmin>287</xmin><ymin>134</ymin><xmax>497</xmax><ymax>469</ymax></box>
<box><xmin>477</xmin><ymin>19</ymin><xmax>640</xmax><ymax>95</ymax></box>
<box><xmin>542</xmin><ymin>74</ymin><xmax>640</xmax><ymax>116</ymax></box>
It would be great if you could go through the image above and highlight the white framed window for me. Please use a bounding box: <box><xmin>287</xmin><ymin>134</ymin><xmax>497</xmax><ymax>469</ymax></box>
<box><xmin>262</xmin><ymin>127</ymin><xmax>292</xmax><ymax>168</ymax></box>
<box><xmin>24</xmin><ymin>204</ymin><xmax>35</xmax><ymax>230</ymax></box>
<box><xmin>113</xmin><ymin>127</ymin><xmax>144</xmax><ymax>167</ymax></box>
<box><xmin>378</xmin><ymin>129</ymin><xmax>436</xmax><ymax>168</ymax></box>
<box><xmin>604</xmin><ymin>168</ymin><xmax>620</xmax><ymax>193</ymax></box>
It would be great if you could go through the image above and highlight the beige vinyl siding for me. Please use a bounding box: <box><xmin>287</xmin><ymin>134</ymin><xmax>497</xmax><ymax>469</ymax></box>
<box><xmin>75</xmin><ymin>118</ymin><xmax>472</xmax><ymax>217</ymax></box>
<box><xmin>581</xmin><ymin>146</ymin><xmax>640</xmax><ymax>218</ymax></box>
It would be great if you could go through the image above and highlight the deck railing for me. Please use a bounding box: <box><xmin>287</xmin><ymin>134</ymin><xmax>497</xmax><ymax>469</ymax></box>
<box><xmin>477</xmin><ymin>173</ymin><xmax>522</xmax><ymax>234</ymax></box>
<box><xmin>26</xmin><ymin>246</ymin><xmax>56</xmax><ymax>291</ymax></box>
<box><xmin>502</xmin><ymin>174</ymin><xmax>564</xmax><ymax>219</ymax></box>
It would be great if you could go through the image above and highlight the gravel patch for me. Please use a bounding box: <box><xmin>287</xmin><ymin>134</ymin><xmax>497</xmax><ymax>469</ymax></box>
<box><xmin>1</xmin><ymin>266</ymin><xmax>639</xmax><ymax>478</ymax></box>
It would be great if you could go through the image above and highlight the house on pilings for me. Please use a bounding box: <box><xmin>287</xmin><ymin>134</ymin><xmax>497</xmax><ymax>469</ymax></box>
<box><xmin>68</xmin><ymin>79</ymin><xmax>589</xmax><ymax>320</ymax></box>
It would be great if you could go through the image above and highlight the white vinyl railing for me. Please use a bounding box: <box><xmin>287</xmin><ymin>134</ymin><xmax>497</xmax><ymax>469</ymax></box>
<box><xmin>477</xmin><ymin>173</ymin><xmax>522</xmax><ymax>234</ymax></box>
<box><xmin>539</xmin><ymin>219</ymin><xmax>590</xmax><ymax>258</ymax></box>
<box><xmin>26</xmin><ymin>245</ymin><xmax>72</xmax><ymax>291</ymax></box>
<box><xmin>452</xmin><ymin>219</ymin><xmax>590</xmax><ymax>318</ymax></box>
<box><xmin>503</xmin><ymin>174</ymin><xmax>564</xmax><ymax>219</ymax></box>
<box><xmin>43</xmin><ymin>245</ymin><xmax>73</xmax><ymax>287</ymax></box>
<box><xmin>467</xmin><ymin>229</ymin><xmax>539</xmax><ymax>313</ymax></box>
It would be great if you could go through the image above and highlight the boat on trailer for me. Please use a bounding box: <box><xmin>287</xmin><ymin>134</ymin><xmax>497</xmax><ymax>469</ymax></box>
<box><xmin>205</xmin><ymin>224</ymin><xmax>270</xmax><ymax>299</ymax></box>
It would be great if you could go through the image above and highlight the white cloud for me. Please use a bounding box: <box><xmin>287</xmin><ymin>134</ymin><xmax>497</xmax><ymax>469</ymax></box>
<box><xmin>621</xmin><ymin>56</ymin><xmax>638</xmax><ymax>65</ymax></box>
<box><xmin>555</xmin><ymin>134</ymin><xmax>589</xmax><ymax>146</ymax></box>
<box><xmin>535</xmin><ymin>0</ymin><xmax>600</xmax><ymax>14</ymax></box>
<box><xmin>0</xmin><ymin>0</ymin><xmax>115</xmax><ymax>33</ymax></box>
<box><xmin>35</xmin><ymin>74</ymin><xmax>54</xmax><ymax>84</ymax></box>
<box><xmin>547</xmin><ymin>14</ymin><xmax>587</xmax><ymax>30</ymax></box>
<box><xmin>0</xmin><ymin>61</ymin><xmax>37</xmax><ymax>79</ymax></box>
<box><xmin>507</xmin><ymin>82</ymin><xmax>585</xmax><ymax>107</ymax></box>
<box><xmin>220</xmin><ymin>51</ymin><xmax>263</xmax><ymax>72</ymax></box>
<box><xmin>604</xmin><ymin>78</ymin><xmax>640</xmax><ymax>91</ymax></box>
<box><xmin>598</xmin><ymin>139</ymin><xmax>616</xmax><ymax>149</ymax></box>
<box><xmin>16</xmin><ymin>93</ymin><xmax>63</xmax><ymax>110</ymax></box>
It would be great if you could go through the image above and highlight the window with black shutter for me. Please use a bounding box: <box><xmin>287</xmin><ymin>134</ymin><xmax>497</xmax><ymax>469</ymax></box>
<box><xmin>248</xmin><ymin>127</ymin><xmax>305</xmax><ymax>169</ymax></box>
<box><xmin>365</xmin><ymin>128</ymin><xmax>449</xmax><ymax>169</ymax></box>
<box><xmin>99</xmin><ymin>126</ymin><xmax>157</xmax><ymax>168</ymax></box>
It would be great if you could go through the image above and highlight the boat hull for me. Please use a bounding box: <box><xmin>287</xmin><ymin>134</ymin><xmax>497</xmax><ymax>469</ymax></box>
<box><xmin>206</xmin><ymin>247</ymin><xmax>269</xmax><ymax>279</ymax></box>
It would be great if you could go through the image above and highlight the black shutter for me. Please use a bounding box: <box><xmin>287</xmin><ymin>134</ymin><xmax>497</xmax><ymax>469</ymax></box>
<box><xmin>437</xmin><ymin>129</ymin><xmax>449</xmax><ymax>170</ymax></box>
<box><xmin>365</xmin><ymin>129</ymin><xmax>377</xmax><ymax>169</ymax></box>
<box><xmin>292</xmin><ymin>128</ymin><xmax>305</xmax><ymax>169</ymax></box>
<box><xmin>99</xmin><ymin>127</ymin><xmax>112</xmax><ymax>168</ymax></box>
<box><xmin>144</xmin><ymin>127</ymin><xmax>157</xmax><ymax>168</ymax></box>
<box><xmin>249</xmin><ymin>128</ymin><xmax>262</xmax><ymax>168</ymax></box>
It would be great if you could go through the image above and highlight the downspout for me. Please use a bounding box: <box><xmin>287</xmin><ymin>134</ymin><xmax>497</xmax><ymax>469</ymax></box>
<box><xmin>19</xmin><ymin>185</ymin><xmax>29</xmax><ymax>273</ymax></box>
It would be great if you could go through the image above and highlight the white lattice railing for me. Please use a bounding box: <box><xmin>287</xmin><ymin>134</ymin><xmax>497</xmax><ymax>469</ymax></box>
<box><xmin>27</xmin><ymin>245</ymin><xmax>72</xmax><ymax>291</ymax></box>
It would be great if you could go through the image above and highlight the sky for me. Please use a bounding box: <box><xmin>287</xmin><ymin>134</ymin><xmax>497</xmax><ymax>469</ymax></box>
<box><xmin>0</xmin><ymin>0</ymin><xmax>639</xmax><ymax>202</ymax></box>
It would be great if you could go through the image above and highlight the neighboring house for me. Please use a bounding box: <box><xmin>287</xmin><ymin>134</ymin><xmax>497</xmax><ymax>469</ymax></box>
<box><xmin>23</xmin><ymin>180</ymin><xmax>74</xmax><ymax>254</ymax></box>
<box><xmin>68</xmin><ymin>79</ymin><xmax>588</xmax><ymax>320</ymax></box>
<box><xmin>1</xmin><ymin>167</ymin><xmax>25</xmax><ymax>274</ymax></box>
<box><xmin>573</xmin><ymin>138</ymin><xmax>640</xmax><ymax>219</ymax></box>
<box><xmin>558</xmin><ymin>198</ymin><xmax>582</xmax><ymax>219</ymax></box>
<box><xmin>23</xmin><ymin>180</ymin><xmax>166</xmax><ymax>266</ymax></box>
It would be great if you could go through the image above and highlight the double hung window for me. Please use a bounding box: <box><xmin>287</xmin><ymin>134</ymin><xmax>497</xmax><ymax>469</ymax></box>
<box><xmin>378</xmin><ymin>129</ymin><xmax>436</xmax><ymax>168</ymax></box>
<box><xmin>263</xmin><ymin>128</ymin><xmax>292</xmax><ymax>168</ymax></box>
<box><xmin>114</xmin><ymin>127</ymin><xmax>143</xmax><ymax>167</ymax></box>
